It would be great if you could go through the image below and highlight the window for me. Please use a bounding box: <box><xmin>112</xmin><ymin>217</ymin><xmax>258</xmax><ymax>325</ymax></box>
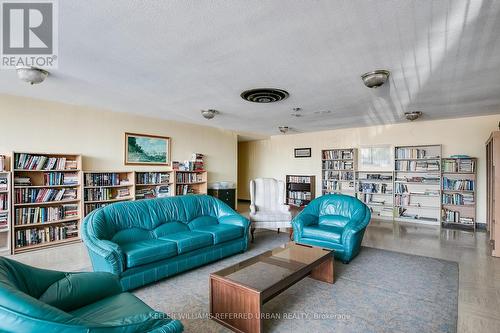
<box><xmin>359</xmin><ymin>145</ymin><xmax>392</xmax><ymax>170</ymax></box>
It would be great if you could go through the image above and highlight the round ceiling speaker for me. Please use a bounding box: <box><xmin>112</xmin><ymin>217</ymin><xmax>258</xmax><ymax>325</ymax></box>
<box><xmin>361</xmin><ymin>70</ymin><xmax>390</xmax><ymax>88</ymax></box>
<box><xmin>201</xmin><ymin>109</ymin><xmax>219</xmax><ymax>120</ymax></box>
<box><xmin>241</xmin><ymin>88</ymin><xmax>289</xmax><ymax>103</ymax></box>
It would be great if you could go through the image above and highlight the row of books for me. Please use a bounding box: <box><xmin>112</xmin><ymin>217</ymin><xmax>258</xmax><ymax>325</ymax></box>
<box><xmin>442</xmin><ymin>193</ymin><xmax>474</xmax><ymax>206</ymax></box>
<box><xmin>14</xmin><ymin>205</ymin><xmax>78</xmax><ymax>225</ymax></box>
<box><xmin>14</xmin><ymin>188</ymin><xmax>77</xmax><ymax>204</ymax></box>
<box><xmin>323</xmin><ymin>171</ymin><xmax>354</xmax><ymax>180</ymax></box>
<box><xmin>322</xmin><ymin>160</ymin><xmax>354</xmax><ymax>170</ymax></box>
<box><xmin>84</xmin><ymin>188</ymin><xmax>130</xmax><ymax>201</ymax></box>
<box><xmin>395</xmin><ymin>148</ymin><xmax>438</xmax><ymax>160</ymax></box>
<box><xmin>395</xmin><ymin>160</ymin><xmax>440</xmax><ymax>172</ymax></box>
<box><xmin>287</xmin><ymin>198</ymin><xmax>310</xmax><ymax>206</ymax></box>
<box><xmin>176</xmin><ymin>185</ymin><xmax>198</xmax><ymax>195</ymax></box>
<box><xmin>322</xmin><ymin>150</ymin><xmax>353</xmax><ymax>160</ymax></box>
<box><xmin>442</xmin><ymin>209</ymin><xmax>474</xmax><ymax>225</ymax></box>
<box><xmin>396</xmin><ymin>176</ymin><xmax>440</xmax><ymax>184</ymax></box>
<box><xmin>174</xmin><ymin>159</ymin><xmax>205</xmax><ymax>172</ymax></box>
<box><xmin>84</xmin><ymin>203</ymin><xmax>109</xmax><ymax>215</ymax></box>
<box><xmin>85</xmin><ymin>173</ymin><xmax>130</xmax><ymax>187</ymax></box>
<box><xmin>0</xmin><ymin>176</ymin><xmax>7</xmax><ymax>191</ymax></box>
<box><xmin>359</xmin><ymin>173</ymin><xmax>392</xmax><ymax>181</ymax></box>
<box><xmin>43</xmin><ymin>172</ymin><xmax>79</xmax><ymax>186</ymax></box>
<box><xmin>15</xmin><ymin>154</ymin><xmax>78</xmax><ymax>171</ymax></box>
<box><xmin>358</xmin><ymin>183</ymin><xmax>391</xmax><ymax>194</ymax></box>
<box><xmin>322</xmin><ymin>181</ymin><xmax>355</xmax><ymax>192</ymax></box>
<box><xmin>0</xmin><ymin>211</ymin><xmax>7</xmax><ymax>228</ymax></box>
<box><xmin>14</xmin><ymin>222</ymin><xmax>78</xmax><ymax>248</ymax></box>
<box><xmin>136</xmin><ymin>172</ymin><xmax>170</xmax><ymax>185</ymax></box>
<box><xmin>0</xmin><ymin>193</ymin><xmax>7</xmax><ymax>210</ymax></box>
<box><xmin>287</xmin><ymin>191</ymin><xmax>312</xmax><ymax>200</ymax></box>
<box><xmin>176</xmin><ymin>172</ymin><xmax>203</xmax><ymax>183</ymax></box>
<box><xmin>442</xmin><ymin>178</ymin><xmax>475</xmax><ymax>191</ymax></box>
<box><xmin>442</xmin><ymin>159</ymin><xmax>475</xmax><ymax>173</ymax></box>
<box><xmin>135</xmin><ymin>188</ymin><xmax>158</xmax><ymax>200</ymax></box>
<box><xmin>287</xmin><ymin>176</ymin><xmax>312</xmax><ymax>183</ymax></box>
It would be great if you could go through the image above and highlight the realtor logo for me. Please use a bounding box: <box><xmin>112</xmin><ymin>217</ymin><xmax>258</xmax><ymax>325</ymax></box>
<box><xmin>1</xmin><ymin>0</ymin><xmax>58</xmax><ymax>69</ymax></box>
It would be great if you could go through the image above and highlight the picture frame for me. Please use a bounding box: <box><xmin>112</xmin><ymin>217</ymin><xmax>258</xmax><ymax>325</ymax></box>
<box><xmin>124</xmin><ymin>132</ymin><xmax>171</xmax><ymax>166</ymax></box>
<box><xmin>294</xmin><ymin>148</ymin><xmax>311</xmax><ymax>158</ymax></box>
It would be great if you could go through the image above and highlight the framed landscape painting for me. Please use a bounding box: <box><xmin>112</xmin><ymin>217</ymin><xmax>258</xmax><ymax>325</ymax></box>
<box><xmin>125</xmin><ymin>133</ymin><xmax>171</xmax><ymax>165</ymax></box>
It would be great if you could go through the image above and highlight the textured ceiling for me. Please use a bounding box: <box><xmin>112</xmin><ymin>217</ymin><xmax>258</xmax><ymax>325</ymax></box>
<box><xmin>1</xmin><ymin>0</ymin><xmax>500</xmax><ymax>138</ymax></box>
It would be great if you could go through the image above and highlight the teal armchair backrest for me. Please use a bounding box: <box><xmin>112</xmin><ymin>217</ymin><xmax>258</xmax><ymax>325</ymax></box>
<box><xmin>301</xmin><ymin>194</ymin><xmax>368</xmax><ymax>227</ymax></box>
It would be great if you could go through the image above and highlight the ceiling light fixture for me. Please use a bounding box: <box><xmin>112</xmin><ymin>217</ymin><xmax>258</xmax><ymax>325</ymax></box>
<box><xmin>278</xmin><ymin>126</ymin><xmax>289</xmax><ymax>134</ymax></box>
<box><xmin>404</xmin><ymin>111</ymin><xmax>422</xmax><ymax>121</ymax></box>
<box><xmin>16</xmin><ymin>66</ymin><xmax>49</xmax><ymax>85</ymax></box>
<box><xmin>361</xmin><ymin>70</ymin><xmax>390</xmax><ymax>88</ymax></box>
<box><xmin>201</xmin><ymin>109</ymin><xmax>219</xmax><ymax>120</ymax></box>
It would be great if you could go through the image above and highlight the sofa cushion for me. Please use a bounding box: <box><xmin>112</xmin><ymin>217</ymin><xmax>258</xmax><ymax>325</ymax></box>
<box><xmin>192</xmin><ymin>224</ymin><xmax>243</xmax><ymax>244</ymax></box>
<box><xmin>188</xmin><ymin>215</ymin><xmax>218</xmax><ymax>229</ymax></box>
<box><xmin>159</xmin><ymin>231</ymin><xmax>213</xmax><ymax>254</ymax></box>
<box><xmin>121</xmin><ymin>239</ymin><xmax>177</xmax><ymax>268</ymax></box>
<box><xmin>111</xmin><ymin>228</ymin><xmax>152</xmax><ymax>245</ymax></box>
<box><xmin>318</xmin><ymin>215</ymin><xmax>350</xmax><ymax>228</ymax></box>
<box><xmin>39</xmin><ymin>272</ymin><xmax>122</xmax><ymax>312</ymax></box>
<box><xmin>152</xmin><ymin>221</ymin><xmax>190</xmax><ymax>238</ymax></box>
<box><xmin>302</xmin><ymin>225</ymin><xmax>343</xmax><ymax>243</ymax></box>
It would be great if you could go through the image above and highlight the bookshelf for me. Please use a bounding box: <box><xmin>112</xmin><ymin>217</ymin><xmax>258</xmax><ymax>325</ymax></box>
<box><xmin>135</xmin><ymin>171</ymin><xmax>174</xmax><ymax>200</ymax></box>
<box><xmin>83</xmin><ymin>171</ymin><xmax>135</xmax><ymax>215</ymax></box>
<box><xmin>394</xmin><ymin>145</ymin><xmax>441</xmax><ymax>225</ymax></box>
<box><xmin>174</xmin><ymin>170</ymin><xmax>207</xmax><ymax>195</ymax></box>
<box><xmin>11</xmin><ymin>152</ymin><xmax>83</xmax><ymax>254</ymax></box>
<box><xmin>321</xmin><ymin>148</ymin><xmax>357</xmax><ymax>197</ymax></box>
<box><xmin>0</xmin><ymin>163</ymin><xmax>11</xmax><ymax>254</ymax></box>
<box><xmin>355</xmin><ymin>171</ymin><xmax>394</xmax><ymax>221</ymax></box>
<box><xmin>441</xmin><ymin>157</ymin><xmax>477</xmax><ymax>230</ymax></box>
<box><xmin>286</xmin><ymin>175</ymin><xmax>315</xmax><ymax>207</ymax></box>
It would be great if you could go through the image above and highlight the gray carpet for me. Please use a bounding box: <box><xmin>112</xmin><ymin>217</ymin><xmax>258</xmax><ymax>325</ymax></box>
<box><xmin>133</xmin><ymin>232</ymin><xmax>458</xmax><ymax>333</ymax></box>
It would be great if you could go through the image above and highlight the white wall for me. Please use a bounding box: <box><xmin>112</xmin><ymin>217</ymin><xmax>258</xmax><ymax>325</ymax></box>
<box><xmin>0</xmin><ymin>94</ymin><xmax>237</xmax><ymax>183</ymax></box>
<box><xmin>238</xmin><ymin>114</ymin><xmax>500</xmax><ymax>224</ymax></box>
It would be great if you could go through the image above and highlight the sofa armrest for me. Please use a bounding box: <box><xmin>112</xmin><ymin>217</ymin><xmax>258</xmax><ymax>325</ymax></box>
<box><xmin>292</xmin><ymin>213</ymin><xmax>318</xmax><ymax>239</ymax></box>
<box><xmin>341</xmin><ymin>210</ymin><xmax>371</xmax><ymax>246</ymax></box>
<box><xmin>85</xmin><ymin>238</ymin><xmax>125</xmax><ymax>275</ymax></box>
<box><xmin>219</xmin><ymin>214</ymin><xmax>250</xmax><ymax>230</ymax></box>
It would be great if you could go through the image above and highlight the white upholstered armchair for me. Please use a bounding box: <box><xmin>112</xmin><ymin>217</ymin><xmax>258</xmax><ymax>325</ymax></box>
<box><xmin>249</xmin><ymin>178</ymin><xmax>292</xmax><ymax>242</ymax></box>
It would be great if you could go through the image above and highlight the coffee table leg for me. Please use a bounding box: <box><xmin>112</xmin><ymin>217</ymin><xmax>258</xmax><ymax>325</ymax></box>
<box><xmin>210</xmin><ymin>276</ymin><xmax>262</xmax><ymax>333</ymax></box>
<box><xmin>310</xmin><ymin>255</ymin><xmax>335</xmax><ymax>284</ymax></box>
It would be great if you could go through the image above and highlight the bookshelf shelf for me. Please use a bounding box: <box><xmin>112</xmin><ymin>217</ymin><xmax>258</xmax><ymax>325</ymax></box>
<box><xmin>394</xmin><ymin>145</ymin><xmax>441</xmax><ymax>226</ymax></box>
<box><xmin>135</xmin><ymin>171</ymin><xmax>173</xmax><ymax>200</ymax></box>
<box><xmin>174</xmin><ymin>170</ymin><xmax>207</xmax><ymax>195</ymax></box>
<box><xmin>321</xmin><ymin>148</ymin><xmax>357</xmax><ymax>197</ymax></box>
<box><xmin>83</xmin><ymin>171</ymin><xmax>135</xmax><ymax>215</ymax></box>
<box><xmin>286</xmin><ymin>175</ymin><xmax>315</xmax><ymax>207</ymax></box>
<box><xmin>355</xmin><ymin>171</ymin><xmax>394</xmax><ymax>221</ymax></box>
<box><xmin>11</xmin><ymin>152</ymin><xmax>83</xmax><ymax>254</ymax></box>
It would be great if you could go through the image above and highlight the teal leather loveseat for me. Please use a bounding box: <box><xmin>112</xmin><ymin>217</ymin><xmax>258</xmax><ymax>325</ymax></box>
<box><xmin>292</xmin><ymin>194</ymin><xmax>371</xmax><ymax>263</ymax></box>
<box><xmin>82</xmin><ymin>195</ymin><xmax>250</xmax><ymax>290</ymax></box>
<box><xmin>0</xmin><ymin>257</ymin><xmax>183</xmax><ymax>333</ymax></box>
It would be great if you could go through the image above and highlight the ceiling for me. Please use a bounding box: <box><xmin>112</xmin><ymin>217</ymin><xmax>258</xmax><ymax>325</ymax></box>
<box><xmin>1</xmin><ymin>0</ymin><xmax>500</xmax><ymax>139</ymax></box>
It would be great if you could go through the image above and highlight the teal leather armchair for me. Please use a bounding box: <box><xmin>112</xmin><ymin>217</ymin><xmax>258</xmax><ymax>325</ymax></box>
<box><xmin>82</xmin><ymin>195</ymin><xmax>250</xmax><ymax>290</ymax></box>
<box><xmin>292</xmin><ymin>194</ymin><xmax>371</xmax><ymax>263</ymax></box>
<box><xmin>0</xmin><ymin>257</ymin><xmax>183</xmax><ymax>333</ymax></box>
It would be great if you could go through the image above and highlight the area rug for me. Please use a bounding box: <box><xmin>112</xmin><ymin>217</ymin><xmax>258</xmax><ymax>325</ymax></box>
<box><xmin>133</xmin><ymin>232</ymin><xmax>458</xmax><ymax>333</ymax></box>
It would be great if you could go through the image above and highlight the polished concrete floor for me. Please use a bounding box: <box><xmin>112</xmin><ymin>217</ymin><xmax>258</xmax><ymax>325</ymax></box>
<box><xmin>10</xmin><ymin>218</ymin><xmax>500</xmax><ymax>333</ymax></box>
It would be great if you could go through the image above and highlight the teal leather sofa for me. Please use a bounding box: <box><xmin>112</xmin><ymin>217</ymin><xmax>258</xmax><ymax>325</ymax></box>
<box><xmin>0</xmin><ymin>257</ymin><xmax>183</xmax><ymax>333</ymax></box>
<box><xmin>292</xmin><ymin>194</ymin><xmax>371</xmax><ymax>263</ymax></box>
<box><xmin>82</xmin><ymin>195</ymin><xmax>250</xmax><ymax>290</ymax></box>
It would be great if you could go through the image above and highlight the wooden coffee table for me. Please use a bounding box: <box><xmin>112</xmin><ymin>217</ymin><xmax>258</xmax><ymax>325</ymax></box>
<box><xmin>209</xmin><ymin>242</ymin><xmax>334</xmax><ymax>333</ymax></box>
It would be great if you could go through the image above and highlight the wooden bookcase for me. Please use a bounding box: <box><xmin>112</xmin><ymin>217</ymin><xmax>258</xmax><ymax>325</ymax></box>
<box><xmin>174</xmin><ymin>170</ymin><xmax>207</xmax><ymax>195</ymax></box>
<box><xmin>0</xmin><ymin>158</ymin><xmax>11</xmax><ymax>254</ymax></box>
<box><xmin>486</xmin><ymin>132</ymin><xmax>500</xmax><ymax>257</ymax></box>
<box><xmin>441</xmin><ymin>157</ymin><xmax>477</xmax><ymax>230</ymax></box>
<box><xmin>355</xmin><ymin>171</ymin><xmax>394</xmax><ymax>221</ymax></box>
<box><xmin>135</xmin><ymin>171</ymin><xmax>174</xmax><ymax>200</ymax></box>
<box><xmin>83</xmin><ymin>171</ymin><xmax>135</xmax><ymax>216</ymax></box>
<box><xmin>393</xmin><ymin>145</ymin><xmax>441</xmax><ymax>225</ymax></box>
<box><xmin>321</xmin><ymin>148</ymin><xmax>357</xmax><ymax>197</ymax></box>
<box><xmin>11</xmin><ymin>152</ymin><xmax>83</xmax><ymax>254</ymax></box>
<box><xmin>286</xmin><ymin>175</ymin><xmax>315</xmax><ymax>207</ymax></box>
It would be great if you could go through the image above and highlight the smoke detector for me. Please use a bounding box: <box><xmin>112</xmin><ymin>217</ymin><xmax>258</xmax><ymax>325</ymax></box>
<box><xmin>361</xmin><ymin>70</ymin><xmax>390</xmax><ymax>88</ymax></box>
<box><xmin>17</xmin><ymin>67</ymin><xmax>49</xmax><ymax>85</ymax></box>
<box><xmin>278</xmin><ymin>126</ymin><xmax>289</xmax><ymax>134</ymax></box>
<box><xmin>201</xmin><ymin>109</ymin><xmax>219</xmax><ymax>120</ymax></box>
<box><xmin>241</xmin><ymin>88</ymin><xmax>289</xmax><ymax>103</ymax></box>
<box><xmin>404</xmin><ymin>111</ymin><xmax>422</xmax><ymax>121</ymax></box>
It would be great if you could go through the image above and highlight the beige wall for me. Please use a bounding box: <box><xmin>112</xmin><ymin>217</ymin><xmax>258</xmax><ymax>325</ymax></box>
<box><xmin>0</xmin><ymin>94</ymin><xmax>237</xmax><ymax>183</ymax></box>
<box><xmin>238</xmin><ymin>114</ymin><xmax>500</xmax><ymax>223</ymax></box>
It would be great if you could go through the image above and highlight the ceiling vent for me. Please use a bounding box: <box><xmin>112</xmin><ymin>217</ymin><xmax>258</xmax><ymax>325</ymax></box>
<box><xmin>241</xmin><ymin>88</ymin><xmax>289</xmax><ymax>103</ymax></box>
